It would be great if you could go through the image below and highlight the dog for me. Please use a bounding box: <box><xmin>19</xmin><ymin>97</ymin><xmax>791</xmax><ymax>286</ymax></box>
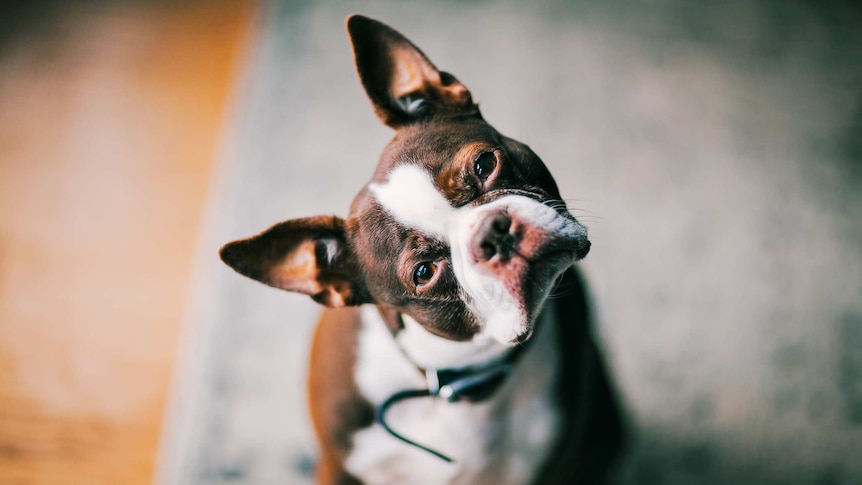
<box><xmin>220</xmin><ymin>14</ymin><xmax>624</xmax><ymax>484</ymax></box>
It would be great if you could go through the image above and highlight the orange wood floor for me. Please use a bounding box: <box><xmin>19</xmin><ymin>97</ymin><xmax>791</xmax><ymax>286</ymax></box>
<box><xmin>0</xmin><ymin>1</ymin><xmax>253</xmax><ymax>483</ymax></box>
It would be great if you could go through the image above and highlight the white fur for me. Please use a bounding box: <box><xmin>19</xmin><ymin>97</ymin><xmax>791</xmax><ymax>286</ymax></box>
<box><xmin>396</xmin><ymin>314</ymin><xmax>509</xmax><ymax>369</ymax></box>
<box><xmin>321</xmin><ymin>238</ymin><xmax>339</xmax><ymax>266</ymax></box>
<box><xmin>369</xmin><ymin>164</ymin><xmax>454</xmax><ymax>241</ymax></box>
<box><xmin>451</xmin><ymin>196</ymin><xmax>586</xmax><ymax>343</ymax></box>
<box><xmin>370</xmin><ymin>164</ymin><xmax>585</xmax><ymax>344</ymax></box>
<box><xmin>345</xmin><ymin>306</ymin><xmax>562</xmax><ymax>484</ymax></box>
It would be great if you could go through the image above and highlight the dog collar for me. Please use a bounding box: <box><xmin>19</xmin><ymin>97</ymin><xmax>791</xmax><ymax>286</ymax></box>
<box><xmin>423</xmin><ymin>345</ymin><xmax>524</xmax><ymax>402</ymax></box>
<box><xmin>376</xmin><ymin>339</ymin><xmax>528</xmax><ymax>463</ymax></box>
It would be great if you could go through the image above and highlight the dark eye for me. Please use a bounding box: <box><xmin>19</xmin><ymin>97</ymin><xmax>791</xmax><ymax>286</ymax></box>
<box><xmin>474</xmin><ymin>152</ymin><xmax>497</xmax><ymax>181</ymax></box>
<box><xmin>413</xmin><ymin>261</ymin><xmax>438</xmax><ymax>286</ymax></box>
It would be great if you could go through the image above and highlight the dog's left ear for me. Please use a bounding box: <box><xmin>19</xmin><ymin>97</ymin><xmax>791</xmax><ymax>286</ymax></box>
<box><xmin>219</xmin><ymin>216</ymin><xmax>370</xmax><ymax>308</ymax></box>
<box><xmin>346</xmin><ymin>14</ymin><xmax>479</xmax><ymax>128</ymax></box>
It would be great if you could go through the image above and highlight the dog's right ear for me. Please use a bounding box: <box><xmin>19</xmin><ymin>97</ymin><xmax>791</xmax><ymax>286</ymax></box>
<box><xmin>219</xmin><ymin>216</ymin><xmax>370</xmax><ymax>308</ymax></box>
<box><xmin>346</xmin><ymin>14</ymin><xmax>479</xmax><ymax>128</ymax></box>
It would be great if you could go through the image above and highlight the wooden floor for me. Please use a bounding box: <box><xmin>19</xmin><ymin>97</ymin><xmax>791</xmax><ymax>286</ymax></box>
<box><xmin>0</xmin><ymin>1</ymin><xmax>252</xmax><ymax>483</ymax></box>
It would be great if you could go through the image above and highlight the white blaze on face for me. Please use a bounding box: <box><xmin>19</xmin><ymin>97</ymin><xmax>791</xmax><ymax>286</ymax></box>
<box><xmin>369</xmin><ymin>163</ymin><xmax>579</xmax><ymax>345</ymax></box>
<box><xmin>369</xmin><ymin>164</ymin><xmax>453</xmax><ymax>240</ymax></box>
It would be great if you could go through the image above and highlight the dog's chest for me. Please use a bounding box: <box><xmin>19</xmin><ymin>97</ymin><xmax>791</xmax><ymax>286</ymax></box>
<box><xmin>343</xmin><ymin>307</ymin><xmax>561</xmax><ymax>485</ymax></box>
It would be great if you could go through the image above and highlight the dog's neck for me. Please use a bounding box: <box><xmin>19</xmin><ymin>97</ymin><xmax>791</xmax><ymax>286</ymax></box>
<box><xmin>394</xmin><ymin>312</ymin><xmax>512</xmax><ymax>371</ymax></box>
<box><xmin>371</xmin><ymin>302</ymin><xmax>554</xmax><ymax>463</ymax></box>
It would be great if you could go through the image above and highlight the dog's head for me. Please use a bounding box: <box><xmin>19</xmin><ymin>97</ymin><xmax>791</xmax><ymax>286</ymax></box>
<box><xmin>220</xmin><ymin>15</ymin><xmax>590</xmax><ymax>347</ymax></box>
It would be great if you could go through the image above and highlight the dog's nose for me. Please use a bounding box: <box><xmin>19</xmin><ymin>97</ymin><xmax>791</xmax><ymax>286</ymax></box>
<box><xmin>473</xmin><ymin>211</ymin><xmax>517</xmax><ymax>262</ymax></box>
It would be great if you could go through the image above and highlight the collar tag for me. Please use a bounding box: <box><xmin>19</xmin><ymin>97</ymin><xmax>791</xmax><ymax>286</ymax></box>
<box><xmin>436</xmin><ymin>364</ymin><xmax>513</xmax><ymax>402</ymax></box>
<box><xmin>425</xmin><ymin>369</ymin><xmax>440</xmax><ymax>395</ymax></box>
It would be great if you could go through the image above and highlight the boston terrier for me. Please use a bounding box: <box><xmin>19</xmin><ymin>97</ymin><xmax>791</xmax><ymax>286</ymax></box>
<box><xmin>220</xmin><ymin>14</ymin><xmax>624</xmax><ymax>485</ymax></box>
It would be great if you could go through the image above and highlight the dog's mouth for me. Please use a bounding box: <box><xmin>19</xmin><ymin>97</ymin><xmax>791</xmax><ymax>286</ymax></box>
<box><xmin>460</xmin><ymin>204</ymin><xmax>589</xmax><ymax>346</ymax></box>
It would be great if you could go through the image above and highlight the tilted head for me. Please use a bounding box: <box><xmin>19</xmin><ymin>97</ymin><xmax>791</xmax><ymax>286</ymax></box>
<box><xmin>220</xmin><ymin>15</ymin><xmax>590</xmax><ymax>351</ymax></box>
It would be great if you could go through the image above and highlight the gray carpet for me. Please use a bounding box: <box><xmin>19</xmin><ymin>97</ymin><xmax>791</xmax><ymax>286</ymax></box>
<box><xmin>157</xmin><ymin>1</ymin><xmax>862</xmax><ymax>483</ymax></box>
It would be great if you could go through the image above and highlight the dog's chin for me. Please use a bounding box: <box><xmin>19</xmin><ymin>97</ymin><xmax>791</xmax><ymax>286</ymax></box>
<box><xmin>483</xmin><ymin>302</ymin><xmax>542</xmax><ymax>347</ymax></box>
<box><xmin>501</xmin><ymin>257</ymin><xmax>576</xmax><ymax>346</ymax></box>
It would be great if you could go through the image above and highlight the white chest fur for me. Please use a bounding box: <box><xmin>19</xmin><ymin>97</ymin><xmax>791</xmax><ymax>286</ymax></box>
<box><xmin>344</xmin><ymin>306</ymin><xmax>562</xmax><ymax>484</ymax></box>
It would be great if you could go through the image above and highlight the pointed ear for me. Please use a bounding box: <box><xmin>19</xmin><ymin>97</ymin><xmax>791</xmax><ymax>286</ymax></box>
<box><xmin>219</xmin><ymin>216</ymin><xmax>370</xmax><ymax>308</ymax></box>
<box><xmin>346</xmin><ymin>14</ymin><xmax>479</xmax><ymax>128</ymax></box>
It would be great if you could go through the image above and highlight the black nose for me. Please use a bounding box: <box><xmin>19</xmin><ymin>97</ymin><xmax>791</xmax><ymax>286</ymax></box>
<box><xmin>474</xmin><ymin>212</ymin><xmax>516</xmax><ymax>262</ymax></box>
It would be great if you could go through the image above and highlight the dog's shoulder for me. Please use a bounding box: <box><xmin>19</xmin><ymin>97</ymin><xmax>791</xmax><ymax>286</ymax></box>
<box><xmin>308</xmin><ymin>307</ymin><xmax>374</xmax><ymax>484</ymax></box>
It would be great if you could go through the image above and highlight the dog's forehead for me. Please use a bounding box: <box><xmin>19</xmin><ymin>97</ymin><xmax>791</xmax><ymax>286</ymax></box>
<box><xmin>352</xmin><ymin>119</ymin><xmax>561</xmax><ymax>240</ymax></box>
<box><xmin>375</xmin><ymin>120</ymin><xmax>500</xmax><ymax>177</ymax></box>
<box><xmin>366</xmin><ymin>122</ymin><xmax>499</xmax><ymax>237</ymax></box>
<box><xmin>370</xmin><ymin>163</ymin><xmax>453</xmax><ymax>240</ymax></box>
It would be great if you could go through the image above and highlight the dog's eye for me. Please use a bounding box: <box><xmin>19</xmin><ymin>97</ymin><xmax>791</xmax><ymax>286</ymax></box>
<box><xmin>474</xmin><ymin>152</ymin><xmax>497</xmax><ymax>181</ymax></box>
<box><xmin>413</xmin><ymin>261</ymin><xmax>438</xmax><ymax>286</ymax></box>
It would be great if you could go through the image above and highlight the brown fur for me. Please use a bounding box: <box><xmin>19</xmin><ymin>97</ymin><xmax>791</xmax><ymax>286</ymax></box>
<box><xmin>220</xmin><ymin>15</ymin><xmax>624</xmax><ymax>484</ymax></box>
<box><xmin>307</xmin><ymin>307</ymin><xmax>373</xmax><ymax>484</ymax></box>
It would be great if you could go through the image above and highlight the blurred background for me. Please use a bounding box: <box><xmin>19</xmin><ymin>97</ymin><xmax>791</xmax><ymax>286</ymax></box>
<box><xmin>1</xmin><ymin>1</ymin><xmax>860</xmax><ymax>484</ymax></box>
<box><xmin>0</xmin><ymin>0</ymin><xmax>253</xmax><ymax>483</ymax></box>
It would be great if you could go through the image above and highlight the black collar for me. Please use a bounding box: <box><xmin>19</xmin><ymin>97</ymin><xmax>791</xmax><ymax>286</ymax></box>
<box><xmin>376</xmin><ymin>338</ymin><xmax>529</xmax><ymax>463</ymax></box>
<box><xmin>424</xmin><ymin>344</ymin><xmax>526</xmax><ymax>402</ymax></box>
